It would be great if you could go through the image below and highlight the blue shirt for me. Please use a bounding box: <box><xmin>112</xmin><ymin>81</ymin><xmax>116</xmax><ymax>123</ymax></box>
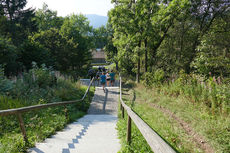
<box><xmin>100</xmin><ymin>75</ymin><xmax>106</xmax><ymax>83</ymax></box>
<box><xmin>110</xmin><ymin>72</ymin><xmax>115</xmax><ymax>80</ymax></box>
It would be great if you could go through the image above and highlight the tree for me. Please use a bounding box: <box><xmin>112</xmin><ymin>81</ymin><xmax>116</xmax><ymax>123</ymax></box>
<box><xmin>105</xmin><ymin>24</ymin><xmax>118</xmax><ymax>70</ymax></box>
<box><xmin>0</xmin><ymin>0</ymin><xmax>37</xmax><ymax>45</ymax></box>
<box><xmin>93</xmin><ymin>26</ymin><xmax>108</xmax><ymax>49</ymax></box>
<box><xmin>109</xmin><ymin>0</ymin><xmax>189</xmax><ymax>81</ymax></box>
<box><xmin>184</xmin><ymin>0</ymin><xmax>230</xmax><ymax>72</ymax></box>
<box><xmin>30</xmin><ymin>28</ymin><xmax>74</xmax><ymax>72</ymax></box>
<box><xmin>35</xmin><ymin>3</ymin><xmax>64</xmax><ymax>31</ymax></box>
<box><xmin>109</xmin><ymin>0</ymin><xmax>230</xmax><ymax>79</ymax></box>
<box><xmin>60</xmin><ymin>14</ymin><xmax>93</xmax><ymax>76</ymax></box>
<box><xmin>0</xmin><ymin>35</ymin><xmax>17</xmax><ymax>76</ymax></box>
<box><xmin>18</xmin><ymin>40</ymin><xmax>50</xmax><ymax>71</ymax></box>
<box><xmin>109</xmin><ymin>0</ymin><xmax>142</xmax><ymax>81</ymax></box>
<box><xmin>191</xmin><ymin>13</ymin><xmax>230</xmax><ymax>76</ymax></box>
<box><xmin>155</xmin><ymin>0</ymin><xmax>230</xmax><ymax>74</ymax></box>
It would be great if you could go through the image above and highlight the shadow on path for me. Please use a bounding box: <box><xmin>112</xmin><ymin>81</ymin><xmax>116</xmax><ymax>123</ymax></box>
<box><xmin>62</xmin><ymin>123</ymin><xmax>90</xmax><ymax>153</ymax></box>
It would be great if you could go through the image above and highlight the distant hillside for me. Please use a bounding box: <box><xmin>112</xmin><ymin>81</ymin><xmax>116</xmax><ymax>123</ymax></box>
<box><xmin>85</xmin><ymin>14</ymin><xmax>108</xmax><ymax>28</ymax></box>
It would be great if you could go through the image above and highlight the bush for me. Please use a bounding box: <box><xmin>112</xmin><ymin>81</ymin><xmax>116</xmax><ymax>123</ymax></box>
<box><xmin>158</xmin><ymin>71</ymin><xmax>230</xmax><ymax>114</ymax></box>
<box><xmin>31</xmin><ymin>63</ymin><xmax>57</xmax><ymax>88</ymax></box>
<box><xmin>0</xmin><ymin>36</ymin><xmax>18</xmax><ymax>76</ymax></box>
<box><xmin>0</xmin><ymin>66</ymin><xmax>13</xmax><ymax>93</ymax></box>
<box><xmin>142</xmin><ymin>69</ymin><xmax>165</xmax><ymax>87</ymax></box>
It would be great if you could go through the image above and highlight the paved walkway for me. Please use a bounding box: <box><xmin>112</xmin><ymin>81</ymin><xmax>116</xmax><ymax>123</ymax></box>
<box><xmin>29</xmin><ymin>81</ymin><xmax>121</xmax><ymax>153</ymax></box>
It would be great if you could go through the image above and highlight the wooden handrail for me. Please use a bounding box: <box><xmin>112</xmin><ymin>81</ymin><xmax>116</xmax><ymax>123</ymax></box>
<box><xmin>119</xmin><ymin>76</ymin><xmax>176</xmax><ymax>153</ymax></box>
<box><xmin>0</xmin><ymin>78</ymin><xmax>95</xmax><ymax>143</ymax></box>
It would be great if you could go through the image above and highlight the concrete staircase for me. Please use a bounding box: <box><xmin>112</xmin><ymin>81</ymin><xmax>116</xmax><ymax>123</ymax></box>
<box><xmin>29</xmin><ymin>82</ymin><xmax>121</xmax><ymax>153</ymax></box>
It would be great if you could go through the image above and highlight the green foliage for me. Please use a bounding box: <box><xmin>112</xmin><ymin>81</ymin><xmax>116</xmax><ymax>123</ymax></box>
<box><xmin>29</xmin><ymin>27</ymin><xmax>90</xmax><ymax>76</ymax></box>
<box><xmin>18</xmin><ymin>40</ymin><xmax>50</xmax><ymax>71</ymax></box>
<box><xmin>142</xmin><ymin>69</ymin><xmax>165</xmax><ymax>87</ymax></box>
<box><xmin>35</xmin><ymin>3</ymin><xmax>64</xmax><ymax>31</ymax></box>
<box><xmin>104</xmin><ymin>24</ymin><xmax>118</xmax><ymax>67</ymax></box>
<box><xmin>93</xmin><ymin>25</ymin><xmax>108</xmax><ymax>48</ymax></box>
<box><xmin>0</xmin><ymin>3</ymin><xmax>97</xmax><ymax>78</ymax></box>
<box><xmin>164</xmin><ymin>72</ymin><xmax>229</xmax><ymax>114</ymax></box>
<box><xmin>141</xmin><ymin>69</ymin><xmax>230</xmax><ymax>114</ymax></box>
<box><xmin>109</xmin><ymin>0</ymin><xmax>229</xmax><ymax>80</ymax></box>
<box><xmin>0</xmin><ymin>66</ymin><xmax>13</xmax><ymax>93</ymax></box>
<box><xmin>0</xmin><ymin>69</ymin><xmax>95</xmax><ymax>152</ymax></box>
<box><xmin>32</xmin><ymin>64</ymin><xmax>56</xmax><ymax>88</ymax></box>
<box><xmin>0</xmin><ymin>0</ymin><xmax>37</xmax><ymax>45</ymax></box>
<box><xmin>142</xmin><ymin>72</ymin><xmax>154</xmax><ymax>87</ymax></box>
<box><xmin>60</xmin><ymin>14</ymin><xmax>93</xmax><ymax>74</ymax></box>
<box><xmin>191</xmin><ymin>19</ymin><xmax>230</xmax><ymax>77</ymax></box>
<box><xmin>0</xmin><ymin>36</ymin><xmax>18</xmax><ymax>76</ymax></box>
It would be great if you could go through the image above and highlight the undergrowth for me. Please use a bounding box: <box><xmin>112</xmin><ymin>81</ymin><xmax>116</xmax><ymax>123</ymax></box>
<box><xmin>0</xmin><ymin>65</ymin><xmax>94</xmax><ymax>153</ymax></box>
<box><xmin>142</xmin><ymin>70</ymin><xmax>230</xmax><ymax>115</ymax></box>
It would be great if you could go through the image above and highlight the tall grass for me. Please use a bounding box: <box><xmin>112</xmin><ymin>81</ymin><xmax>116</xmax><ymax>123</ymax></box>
<box><xmin>120</xmin><ymin>80</ymin><xmax>230</xmax><ymax>152</ymax></box>
<box><xmin>142</xmin><ymin>70</ymin><xmax>230</xmax><ymax>115</ymax></box>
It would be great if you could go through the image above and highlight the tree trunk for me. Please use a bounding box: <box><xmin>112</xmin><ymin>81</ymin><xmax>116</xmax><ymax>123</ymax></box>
<box><xmin>115</xmin><ymin>61</ymin><xmax>119</xmax><ymax>71</ymax></box>
<box><xmin>136</xmin><ymin>52</ymin><xmax>140</xmax><ymax>83</ymax></box>
<box><xmin>144</xmin><ymin>39</ymin><xmax>148</xmax><ymax>73</ymax></box>
<box><xmin>136</xmin><ymin>41</ymin><xmax>142</xmax><ymax>83</ymax></box>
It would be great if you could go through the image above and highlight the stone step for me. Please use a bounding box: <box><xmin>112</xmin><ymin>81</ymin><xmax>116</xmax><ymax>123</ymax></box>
<box><xmin>28</xmin><ymin>87</ymin><xmax>121</xmax><ymax>153</ymax></box>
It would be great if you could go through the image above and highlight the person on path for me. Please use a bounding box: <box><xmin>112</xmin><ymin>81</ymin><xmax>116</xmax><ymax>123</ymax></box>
<box><xmin>106</xmin><ymin>71</ymin><xmax>111</xmax><ymax>87</ymax></box>
<box><xmin>100</xmin><ymin>72</ymin><xmax>106</xmax><ymax>92</ymax></box>
<box><xmin>96</xmin><ymin>70</ymin><xmax>101</xmax><ymax>86</ymax></box>
<box><xmin>110</xmin><ymin>70</ymin><xmax>116</xmax><ymax>86</ymax></box>
<box><xmin>88</xmin><ymin>69</ymin><xmax>95</xmax><ymax>80</ymax></box>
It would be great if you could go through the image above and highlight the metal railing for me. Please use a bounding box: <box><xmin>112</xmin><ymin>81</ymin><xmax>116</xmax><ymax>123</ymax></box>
<box><xmin>119</xmin><ymin>76</ymin><xmax>176</xmax><ymax>153</ymax></box>
<box><xmin>0</xmin><ymin>78</ymin><xmax>94</xmax><ymax>143</ymax></box>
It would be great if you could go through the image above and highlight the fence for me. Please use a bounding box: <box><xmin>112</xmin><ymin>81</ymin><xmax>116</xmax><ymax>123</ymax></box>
<box><xmin>0</xmin><ymin>78</ymin><xmax>94</xmax><ymax>143</ymax></box>
<box><xmin>119</xmin><ymin>76</ymin><xmax>176</xmax><ymax>153</ymax></box>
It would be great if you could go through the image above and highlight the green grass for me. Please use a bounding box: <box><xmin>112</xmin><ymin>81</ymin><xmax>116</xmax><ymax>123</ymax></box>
<box><xmin>117</xmin><ymin>108</ymin><xmax>153</xmax><ymax>153</ymax></box>
<box><xmin>153</xmin><ymin>87</ymin><xmax>230</xmax><ymax>153</ymax></box>
<box><xmin>0</xmin><ymin>81</ymin><xmax>95</xmax><ymax>153</ymax></box>
<box><xmin>118</xmin><ymin>81</ymin><xmax>230</xmax><ymax>153</ymax></box>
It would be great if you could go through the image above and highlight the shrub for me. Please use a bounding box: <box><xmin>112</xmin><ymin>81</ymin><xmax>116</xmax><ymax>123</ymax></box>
<box><xmin>159</xmin><ymin>72</ymin><xmax>230</xmax><ymax>114</ymax></box>
<box><xmin>0</xmin><ymin>66</ymin><xmax>13</xmax><ymax>93</ymax></box>
<box><xmin>31</xmin><ymin>63</ymin><xmax>57</xmax><ymax>88</ymax></box>
<box><xmin>142</xmin><ymin>72</ymin><xmax>154</xmax><ymax>87</ymax></box>
<box><xmin>142</xmin><ymin>69</ymin><xmax>165</xmax><ymax>87</ymax></box>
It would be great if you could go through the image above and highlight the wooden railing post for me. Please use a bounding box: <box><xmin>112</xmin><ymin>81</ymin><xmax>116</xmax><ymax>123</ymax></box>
<box><xmin>88</xmin><ymin>86</ymin><xmax>90</xmax><ymax>102</ymax></box>
<box><xmin>127</xmin><ymin>115</ymin><xmax>131</xmax><ymax>143</ymax></box>
<box><xmin>122</xmin><ymin>106</ymin><xmax>124</xmax><ymax>118</ymax></box>
<box><xmin>64</xmin><ymin>105</ymin><xmax>68</xmax><ymax>120</ymax></box>
<box><xmin>17</xmin><ymin>113</ymin><xmax>28</xmax><ymax>143</ymax></box>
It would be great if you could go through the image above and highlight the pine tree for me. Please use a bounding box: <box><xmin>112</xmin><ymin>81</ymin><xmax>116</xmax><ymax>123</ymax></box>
<box><xmin>0</xmin><ymin>0</ymin><xmax>37</xmax><ymax>44</ymax></box>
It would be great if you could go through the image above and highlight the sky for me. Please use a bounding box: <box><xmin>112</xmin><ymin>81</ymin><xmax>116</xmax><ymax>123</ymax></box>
<box><xmin>26</xmin><ymin>0</ymin><xmax>114</xmax><ymax>17</ymax></box>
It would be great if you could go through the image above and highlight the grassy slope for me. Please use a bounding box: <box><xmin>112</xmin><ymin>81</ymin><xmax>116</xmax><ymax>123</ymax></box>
<box><xmin>118</xmin><ymin>82</ymin><xmax>230</xmax><ymax>153</ymax></box>
<box><xmin>0</xmin><ymin>85</ymin><xmax>94</xmax><ymax>153</ymax></box>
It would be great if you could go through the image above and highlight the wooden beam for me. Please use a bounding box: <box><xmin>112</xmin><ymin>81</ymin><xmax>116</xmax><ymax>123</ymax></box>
<box><xmin>119</xmin><ymin>76</ymin><xmax>176</xmax><ymax>153</ymax></box>
<box><xmin>17</xmin><ymin>113</ymin><xmax>28</xmax><ymax>143</ymax></box>
<box><xmin>127</xmin><ymin>115</ymin><xmax>131</xmax><ymax>143</ymax></box>
<box><xmin>122</xmin><ymin>106</ymin><xmax>124</xmax><ymax>118</ymax></box>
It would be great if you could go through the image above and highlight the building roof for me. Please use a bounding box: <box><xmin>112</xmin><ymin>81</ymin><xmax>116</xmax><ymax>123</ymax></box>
<box><xmin>92</xmin><ymin>50</ymin><xmax>106</xmax><ymax>59</ymax></box>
